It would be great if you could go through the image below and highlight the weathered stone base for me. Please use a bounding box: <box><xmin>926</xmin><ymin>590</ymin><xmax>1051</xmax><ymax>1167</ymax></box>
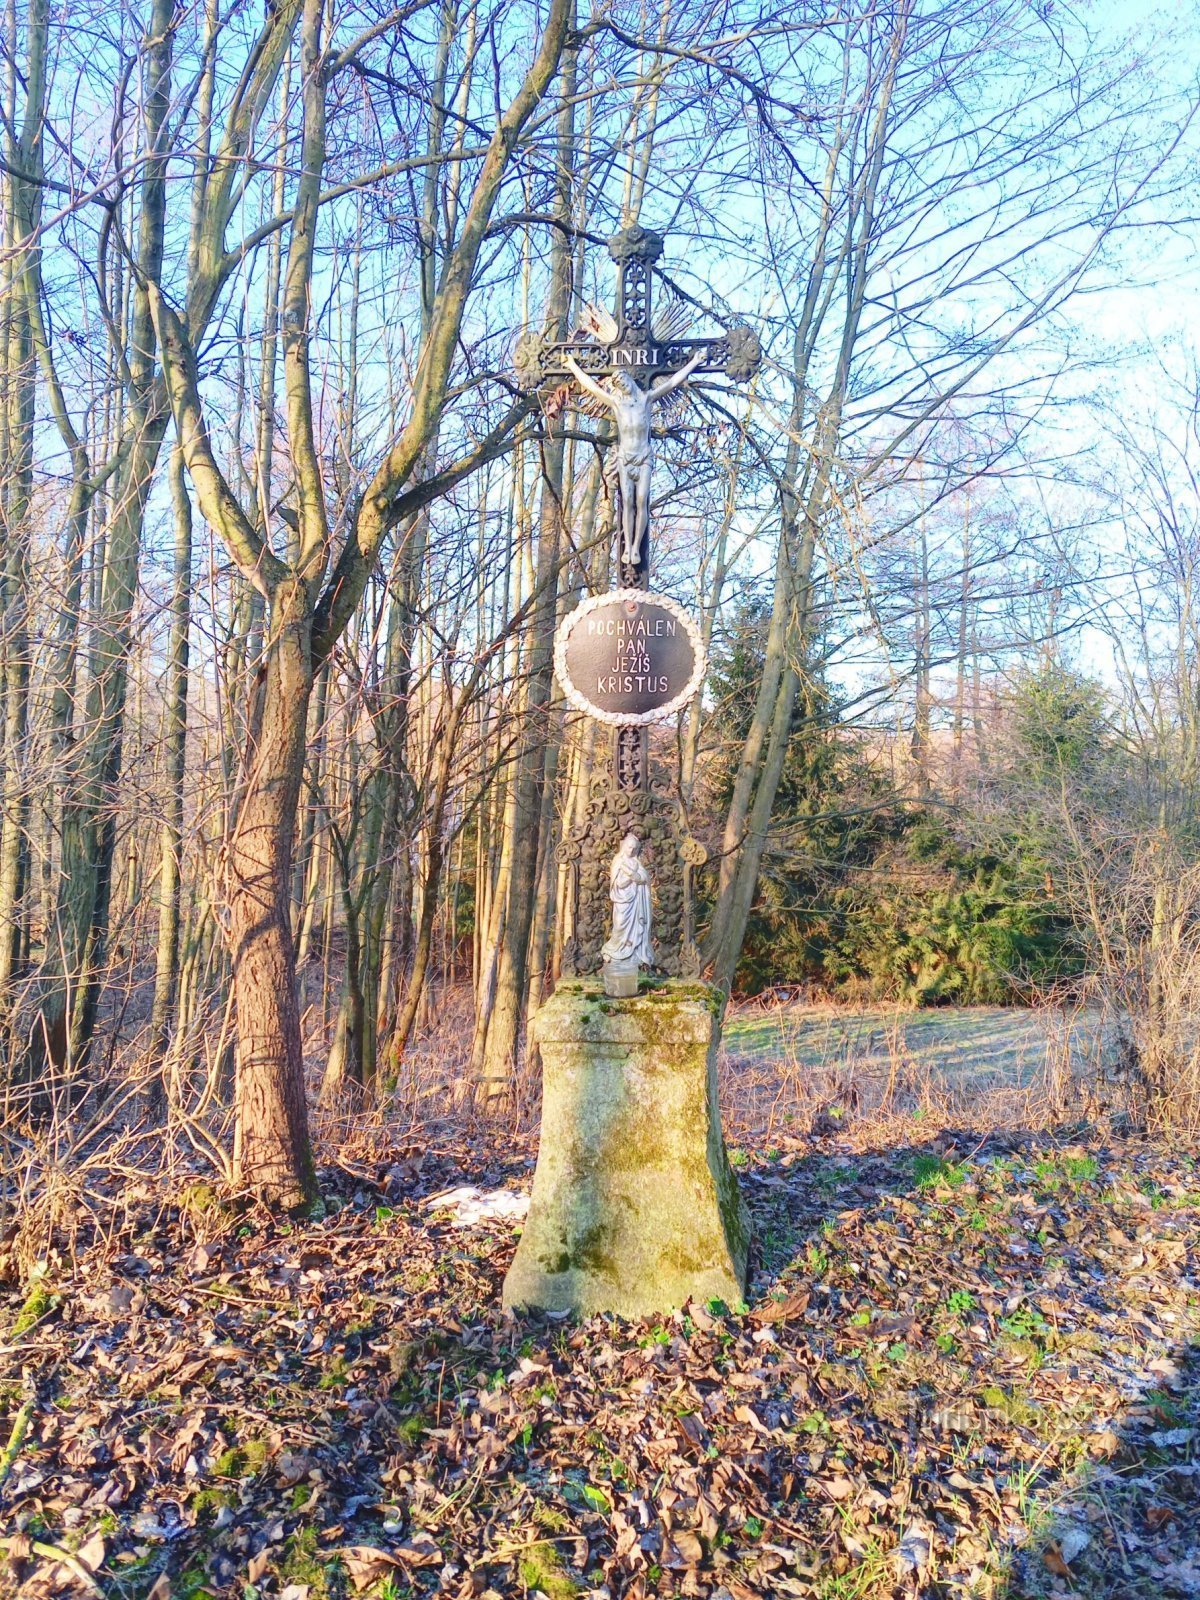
<box><xmin>503</xmin><ymin>979</ymin><xmax>749</xmax><ymax>1318</ymax></box>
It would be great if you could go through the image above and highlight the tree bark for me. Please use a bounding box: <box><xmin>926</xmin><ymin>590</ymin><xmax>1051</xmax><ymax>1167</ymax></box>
<box><xmin>704</xmin><ymin>10</ymin><xmax>904</xmax><ymax>990</ymax></box>
<box><xmin>148</xmin><ymin>440</ymin><xmax>193</xmax><ymax>1083</ymax></box>
<box><xmin>151</xmin><ymin>0</ymin><xmax>569</xmax><ymax>1191</ymax></box>
<box><xmin>228</xmin><ymin>580</ymin><xmax>317</xmax><ymax>1206</ymax></box>
<box><xmin>0</xmin><ymin>0</ymin><xmax>46</xmax><ymax>1012</ymax></box>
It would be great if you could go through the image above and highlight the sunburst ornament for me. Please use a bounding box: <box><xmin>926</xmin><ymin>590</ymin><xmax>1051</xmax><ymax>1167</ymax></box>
<box><xmin>652</xmin><ymin>296</ymin><xmax>692</xmax><ymax>344</ymax></box>
<box><xmin>578</xmin><ymin>301</ymin><xmax>618</xmax><ymax>344</ymax></box>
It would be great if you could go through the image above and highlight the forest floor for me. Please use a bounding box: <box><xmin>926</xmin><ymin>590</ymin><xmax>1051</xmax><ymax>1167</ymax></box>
<box><xmin>2</xmin><ymin>1010</ymin><xmax>1198</xmax><ymax>1600</ymax></box>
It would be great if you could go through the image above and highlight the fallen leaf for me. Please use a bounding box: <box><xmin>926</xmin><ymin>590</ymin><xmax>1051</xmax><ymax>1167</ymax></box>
<box><xmin>1088</xmin><ymin>1427</ymin><xmax>1121</xmax><ymax>1458</ymax></box>
<box><xmin>74</xmin><ymin>1534</ymin><xmax>106</xmax><ymax>1574</ymax></box>
<box><xmin>733</xmin><ymin>1404</ymin><xmax>768</xmax><ymax>1433</ymax></box>
<box><xmin>276</xmin><ymin>1449</ymin><xmax>314</xmax><ymax>1485</ymax></box>
<box><xmin>1058</xmin><ymin>1527</ymin><xmax>1089</xmax><ymax>1563</ymax></box>
<box><xmin>395</xmin><ymin>1532</ymin><xmax>441</xmax><ymax>1567</ymax></box>
<box><xmin>3</xmin><ymin>1534</ymin><xmax>32</xmax><ymax>1566</ymax></box>
<box><xmin>1042</xmin><ymin>1544</ymin><xmax>1071</xmax><ymax>1578</ymax></box>
<box><xmin>1150</xmin><ymin>1427</ymin><xmax>1195</xmax><ymax>1447</ymax></box>
<box><xmin>895</xmin><ymin>1524</ymin><xmax>931</xmax><ymax>1573</ymax></box>
<box><xmin>665</xmin><ymin>1530</ymin><xmax>703</xmax><ymax>1567</ymax></box>
<box><xmin>750</xmin><ymin>1290</ymin><xmax>810</xmax><ymax>1324</ymax></box>
<box><xmin>339</xmin><ymin>1547</ymin><xmax>401</xmax><ymax>1591</ymax></box>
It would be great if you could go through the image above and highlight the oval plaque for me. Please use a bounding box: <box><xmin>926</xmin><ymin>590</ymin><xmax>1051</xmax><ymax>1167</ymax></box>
<box><xmin>554</xmin><ymin>588</ymin><xmax>706</xmax><ymax>726</ymax></box>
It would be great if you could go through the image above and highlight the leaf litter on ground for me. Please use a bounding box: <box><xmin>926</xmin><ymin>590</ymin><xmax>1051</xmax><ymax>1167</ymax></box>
<box><xmin>1</xmin><ymin>1119</ymin><xmax>1198</xmax><ymax>1600</ymax></box>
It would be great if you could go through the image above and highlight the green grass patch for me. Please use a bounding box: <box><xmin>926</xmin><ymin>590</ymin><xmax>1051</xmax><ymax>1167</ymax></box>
<box><xmin>280</xmin><ymin>1525</ymin><xmax>340</xmax><ymax>1599</ymax></box>
<box><xmin>910</xmin><ymin>1153</ymin><xmax>966</xmax><ymax>1191</ymax></box>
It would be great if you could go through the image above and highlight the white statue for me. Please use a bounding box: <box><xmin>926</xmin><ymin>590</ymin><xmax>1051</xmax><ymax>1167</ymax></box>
<box><xmin>601</xmin><ymin>833</ymin><xmax>653</xmax><ymax>969</ymax></box>
<box><xmin>564</xmin><ymin>351</ymin><xmax>704</xmax><ymax>568</ymax></box>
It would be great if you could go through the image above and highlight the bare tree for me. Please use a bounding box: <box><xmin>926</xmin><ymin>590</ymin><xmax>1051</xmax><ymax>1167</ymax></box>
<box><xmin>150</xmin><ymin>0</ymin><xmax>571</xmax><ymax>1201</ymax></box>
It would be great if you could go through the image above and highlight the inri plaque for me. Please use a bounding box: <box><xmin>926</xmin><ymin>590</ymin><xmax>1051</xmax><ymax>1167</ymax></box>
<box><xmin>554</xmin><ymin>588</ymin><xmax>706</xmax><ymax>725</ymax></box>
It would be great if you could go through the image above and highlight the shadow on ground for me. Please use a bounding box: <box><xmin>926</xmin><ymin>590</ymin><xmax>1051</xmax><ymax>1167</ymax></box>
<box><xmin>737</xmin><ymin>1127</ymin><xmax>1200</xmax><ymax>1598</ymax></box>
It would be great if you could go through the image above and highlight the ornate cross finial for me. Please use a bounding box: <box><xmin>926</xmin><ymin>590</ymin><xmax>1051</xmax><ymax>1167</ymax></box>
<box><xmin>516</xmin><ymin>228</ymin><xmax>761</xmax><ymax>594</ymax></box>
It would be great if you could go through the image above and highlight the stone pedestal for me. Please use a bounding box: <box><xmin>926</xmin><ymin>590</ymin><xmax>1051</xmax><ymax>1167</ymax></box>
<box><xmin>503</xmin><ymin>980</ymin><xmax>749</xmax><ymax>1318</ymax></box>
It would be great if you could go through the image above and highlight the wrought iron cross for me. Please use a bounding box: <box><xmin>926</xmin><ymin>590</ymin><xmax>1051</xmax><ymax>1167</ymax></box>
<box><xmin>517</xmin><ymin>225</ymin><xmax>761</xmax><ymax>791</ymax></box>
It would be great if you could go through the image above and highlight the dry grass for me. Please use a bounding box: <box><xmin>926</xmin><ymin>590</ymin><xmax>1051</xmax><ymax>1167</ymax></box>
<box><xmin>718</xmin><ymin>993</ymin><xmax>1135</xmax><ymax>1153</ymax></box>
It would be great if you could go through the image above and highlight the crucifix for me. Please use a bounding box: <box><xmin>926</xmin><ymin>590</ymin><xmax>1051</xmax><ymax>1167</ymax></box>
<box><xmin>562</xmin><ymin>352</ymin><xmax>704</xmax><ymax>574</ymax></box>
<box><xmin>518</xmin><ymin>224</ymin><xmax>761</xmax><ymax>796</ymax></box>
<box><xmin>525</xmin><ymin>225</ymin><xmax>760</xmax><ymax>979</ymax></box>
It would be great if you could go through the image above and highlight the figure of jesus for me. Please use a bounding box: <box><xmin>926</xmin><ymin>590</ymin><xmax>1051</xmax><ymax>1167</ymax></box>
<box><xmin>564</xmin><ymin>351</ymin><xmax>704</xmax><ymax>568</ymax></box>
<box><xmin>600</xmin><ymin>833</ymin><xmax>653</xmax><ymax>969</ymax></box>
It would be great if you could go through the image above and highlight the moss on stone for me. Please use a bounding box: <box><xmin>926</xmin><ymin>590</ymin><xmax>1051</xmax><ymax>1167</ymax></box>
<box><xmin>532</xmin><ymin>1502</ymin><xmax>572</xmax><ymax>1534</ymax></box>
<box><xmin>178</xmin><ymin>1181</ymin><xmax>236</xmax><ymax>1224</ymax></box>
<box><xmin>979</xmin><ymin>1384</ymin><xmax>1040</xmax><ymax>1426</ymax></box>
<box><xmin>214</xmin><ymin>1437</ymin><xmax>269</xmax><ymax>1478</ymax></box>
<box><xmin>192</xmin><ymin>1487</ymin><xmax>236</xmax><ymax>1522</ymax></box>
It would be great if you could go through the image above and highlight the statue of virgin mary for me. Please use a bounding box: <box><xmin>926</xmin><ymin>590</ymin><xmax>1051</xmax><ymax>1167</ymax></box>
<box><xmin>601</xmin><ymin>833</ymin><xmax>653</xmax><ymax>968</ymax></box>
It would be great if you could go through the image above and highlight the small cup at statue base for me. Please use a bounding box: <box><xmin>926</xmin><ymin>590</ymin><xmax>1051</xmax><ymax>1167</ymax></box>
<box><xmin>602</xmin><ymin>959</ymin><xmax>640</xmax><ymax>998</ymax></box>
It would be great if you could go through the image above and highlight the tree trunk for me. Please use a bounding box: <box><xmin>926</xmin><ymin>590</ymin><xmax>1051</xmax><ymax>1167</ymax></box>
<box><xmin>228</xmin><ymin>580</ymin><xmax>317</xmax><ymax>1207</ymax></box>
<box><xmin>152</xmin><ymin>0</ymin><xmax>570</xmax><ymax>1189</ymax></box>
<box><xmin>704</xmin><ymin>13</ymin><xmax>902</xmax><ymax>989</ymax></box>
<box><xmin>910</xmin><ymin>497</ymin><xmax>932</xmax><ymax>796</ymax></box>
<box><xmin>0</xmin><ymin>0</ymin><xmax>44</xmax><ymax>1013</ymax></box>
<box><xmin>28</xmin><ymin>0</ymin><xmax>175</xmax><ymax>1078</ymax></box>
<box><xmin>148</xmin><ymin>441</ymin><xmax>193</xmax><ymax>1084</ymax></box>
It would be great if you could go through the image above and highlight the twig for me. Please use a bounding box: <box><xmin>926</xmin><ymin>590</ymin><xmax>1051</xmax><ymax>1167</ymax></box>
<box><xmin>0</xmin><ymin>1537</ymin><xmax>103</xmax><ymax>1596</ymax></box>
<box><xmin>426</xmin><ymin>1460</ymin><xmax>488</xmax><ymax>1528</ymax></box>
<box><xmin>480</xmin><ymin>1532</ymin><xmax>582</xmax><ymax>1561</ymax></box>
<box><xmin>1095</xmin><ymin>1483</ymin><xmax>1134</xmax><ymax>1580</ymax></box>
<box><xmin>191</xmin><ymin>1284</ymin><xmax>291</xmax><ymax>1308</ymax></box>
<box><xmin>0</xmin><ymin>1399</ymin><xmax>33</xmax><ymax>1486</ymax></box>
